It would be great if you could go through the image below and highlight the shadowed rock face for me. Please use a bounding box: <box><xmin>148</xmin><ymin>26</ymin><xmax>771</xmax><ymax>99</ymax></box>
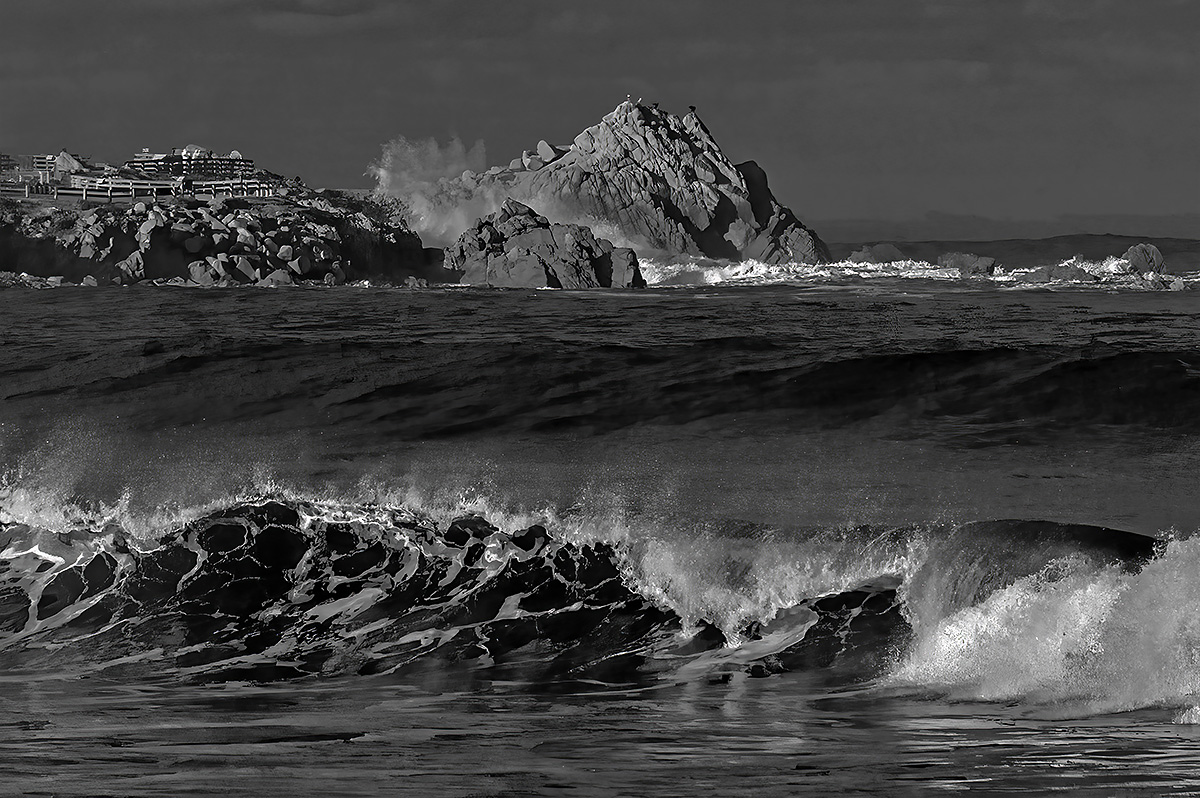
<box><xmin>457</xmin><ymin>102</ymin><xmax>830</xmax><ymax>265</ymax></box>
<box><xmin>448</xmin><ymin>199</ymin><xmax>644</xmax><ymax>289</ymax></box>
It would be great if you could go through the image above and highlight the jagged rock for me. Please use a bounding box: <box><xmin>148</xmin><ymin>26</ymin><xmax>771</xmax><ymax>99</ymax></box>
<box><xmin>258</xmin><ymin>269</ymin><xmax>294</xmax><ymax>287</ymax></box>
<box><xmin>536</xmin><ymin>140</ymin><xmax>564</xmax><ymax>163</ymax></box>
<box><xmin>117</xmin><ymin>251</ymin><xmax>145</xmax><ymax>282</ymax></box>
<box><xmin>447</xmin><ymin>198</ymin><xmax>644</xmax><ymax>289</ymax></box>
<box><xmin>1123</xmin><ymin>243</ymin><xmax>1164</xmax><ymax>274</ymax></box>
<box><xmin>609</xmin><ymin>247</ymin><xmax>640</xmax><ymax>288</ymax></box>
<box><xmin>446</xmin><ymin>101</ymin><xmax>828</xmax><ymax>264</ymax></box>
<box><xmin>938</xmin><ymin>252</ymin><xmax>996</xmax><ymax>276</ymax></box>
<box><xmin>233</xmin><ymin>256</ymin><xmax>257</xmax><ymax>282</ymax></box>
<box><xmin>849</xmin><ymin>243</ymin><xmax>907</xmax><ymax>264</ymax></box>
<box><xmin>189</xmin><ymin>260</ymin><xmax>216</xmax><ymax>286</ymax></box>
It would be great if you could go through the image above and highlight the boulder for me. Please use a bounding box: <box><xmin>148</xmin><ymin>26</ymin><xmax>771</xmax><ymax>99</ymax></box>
<box><xmin>938</xmin><ymin>251</ymin><xmax>996</xmax><ymax>277</ymax></box>
<box><xmin>1123</xmin><ymin>243</ymin><xmax>1164</xmax><ymax>274</ymax></box>
<box><xmin>116</xmin><ymin>251</ymin><xmax>145</xmax><ymax>282</ymax></box>
<box><xmin>849</xmin><ymin>243</ymin><xmax>907</xmax><ymax>264</ymax></box>
<box><xmin>258</xmin><ymin>268</ymin><xmax>294</xmax><ymax>287</ymax></box>
<box><xmin>439</xmin><ymin>102</ymin><xmax>828</xmax><ymax>265</ymax></box>
<box><xmin>287</xmin><ymin>255</ymin><xmax>312</xmax><ymax>275</ymax></box>
<box><xmin>233</xmin><ymin>256</ymin><xmax>257</xmax><ymax>282</ymax></box>
<box><xmin>536</xmin><ymin>140</ymin><xmax>562</xmax><ymax>163</ymax></box>
<box><xmin>189</xmin><ymin>260</ymin><xmax>216</xmax><ymax>286</ymax></box>
<box><xmin>447</xmin><ymin>198</ymin><xmax>644</xmax><ymax>289</ymax></box>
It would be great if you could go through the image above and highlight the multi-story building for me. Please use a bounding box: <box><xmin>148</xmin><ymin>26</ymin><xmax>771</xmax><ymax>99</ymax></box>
<box><xmin>125</xmin><ymin>145</ymin><xmax>255</xmax><ymax>179</ymax></box>
<box><xmin>0</xmin><ymin>151</ymin><xmax>86</xmax><ymax>183</ymax></box>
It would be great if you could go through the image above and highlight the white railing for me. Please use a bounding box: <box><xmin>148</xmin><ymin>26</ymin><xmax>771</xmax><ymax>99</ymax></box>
<box><xmin>0</xmin><ymin>178</ymin><xmax>281</xmax><ymax>202</ymax></box>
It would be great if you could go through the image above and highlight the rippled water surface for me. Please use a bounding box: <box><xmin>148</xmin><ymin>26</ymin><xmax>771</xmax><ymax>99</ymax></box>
<box><xmin>5</xmin><ymin>282</ymin><xmax>1200</xmax><ymax>795</ymax></box>
<box><xmin>7</xmin><ymin>676</ymin><xmax>1200</xmax><ymax>796</ymax></box>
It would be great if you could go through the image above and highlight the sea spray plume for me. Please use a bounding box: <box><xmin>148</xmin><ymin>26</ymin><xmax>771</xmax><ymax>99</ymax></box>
<box><xmin>367</xmin><ymin>134</ymin><xmax>491</xmax><ymax>245</ymax></box>
<box><xmin>368</xmin><ymin>133</ymin><xmax>486</xmax><ymax>197</ymax></box>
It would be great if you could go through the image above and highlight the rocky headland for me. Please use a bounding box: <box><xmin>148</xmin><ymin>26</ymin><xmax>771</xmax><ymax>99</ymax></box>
<box><xmin>408</xmin><ymin>100</ymin><xmax>831</xmax><ymax>267</ymax></box>
<box><xmin>0</xmin><ymin>190</ymin><xmax>449</xmax><ymax>287</ymax></box>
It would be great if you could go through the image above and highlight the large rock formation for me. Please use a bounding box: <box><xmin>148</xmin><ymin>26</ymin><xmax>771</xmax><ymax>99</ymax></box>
<box><xmin>938</xmin><ymin>252</ymin><xmax>997</xmax><ymax>277</ymax></box>
<box><xmin>0</xmin><ymin>191</ymin><xmax>450</xmax><ymax>287</ymax></box>
<box><xmin>1122</xmin><ymin>243</ymin><xmax>1164</xmax><ymax>275</ymax></box>
<box><xmin>432</xmin><ymin>101</ymin><xmax>830</xmax><ymax>265</ymax></box>
<box><xmin>448</xmin><ymin>199</ymin><xmax>644</xmax><ymax>288</ymax></box>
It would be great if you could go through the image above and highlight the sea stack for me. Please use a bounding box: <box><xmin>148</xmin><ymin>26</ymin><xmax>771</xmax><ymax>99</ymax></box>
<box><xmin>449</xmin><ymin>198</ymin><xmax>644</xmax><ymax>288</ymax></box>
<box><xmin>449</xmin><ymin>101</ymin><xmax>831</xmax><ymax>265</ymax></box>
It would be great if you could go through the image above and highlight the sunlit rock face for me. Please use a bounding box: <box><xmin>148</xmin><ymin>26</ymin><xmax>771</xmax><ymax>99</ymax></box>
<box><xmin>445</xmin><ymin>101</ymin><xmax>831</xmax><ymax>265</ymax></box>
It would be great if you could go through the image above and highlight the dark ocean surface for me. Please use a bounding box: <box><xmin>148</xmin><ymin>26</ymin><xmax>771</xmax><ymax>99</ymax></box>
<box><xmin>4</xmin><ymin>277</ymin><xmax>1200</xmax><ymax>795</ymax></box>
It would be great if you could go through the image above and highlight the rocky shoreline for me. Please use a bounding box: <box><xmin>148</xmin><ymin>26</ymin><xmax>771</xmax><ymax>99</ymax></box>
<box><xmin>0</xmin><ymin>189</ymin><xmax>451</xmax><ymax>288</ymax></box>
<box><xmin>0</xmin><ymin>101</ymin><xmax>1190</xmax><ymax>290</ymax></box>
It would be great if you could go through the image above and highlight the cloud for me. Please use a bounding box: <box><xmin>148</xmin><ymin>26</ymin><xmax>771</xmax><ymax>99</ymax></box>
<box><xmin>240</xmin><ymin>0</ymin><xmax>426</xmax><ymax>36</ymax></box>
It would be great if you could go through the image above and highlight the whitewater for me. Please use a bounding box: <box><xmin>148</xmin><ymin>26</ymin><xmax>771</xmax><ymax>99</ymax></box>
<box><xmin>5</xmin><ymin>273</ymin><xmax>1200</xmax><ymax>795</ymax></box>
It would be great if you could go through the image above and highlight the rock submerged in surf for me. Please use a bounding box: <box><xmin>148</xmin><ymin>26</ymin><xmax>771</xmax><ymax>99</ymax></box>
<box><xmin>448</xmin><ymin>198</ymin><xmax>645</xmax><ymax>288</ymax></box>
<box><xmin>1024</xmin><ymin>261</ymin><xmax>1100</xmax><ymax>283</ymax></box>
<box><xmin>1122</xmin><ymin>243</ymin><xmax>1164</xmax><ymax>275</ymax></box>
<box><xmin>938</xmin><ymin>252</ymin><xmax>996</xmax><ymax>277</ymax></box>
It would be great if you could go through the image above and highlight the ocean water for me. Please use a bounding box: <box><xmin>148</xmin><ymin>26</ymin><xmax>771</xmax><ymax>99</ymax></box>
<box><xmin>5</xmin><ymin>266</ymin><xmax>1200</xmax><ymax>795</ymax></box>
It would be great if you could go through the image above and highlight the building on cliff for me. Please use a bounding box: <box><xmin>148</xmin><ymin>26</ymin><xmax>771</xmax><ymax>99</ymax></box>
<box><xmin>126</xmin><ymin>145</ymin><xmax>255</xmax><ymax>179</ymax></box>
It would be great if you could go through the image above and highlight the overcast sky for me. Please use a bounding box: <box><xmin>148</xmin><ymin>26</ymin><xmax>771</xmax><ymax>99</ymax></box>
<box><xmin>3</xmin><ymin>0</ymin><xmax>1196</xmax><ymax>235</ymax></box>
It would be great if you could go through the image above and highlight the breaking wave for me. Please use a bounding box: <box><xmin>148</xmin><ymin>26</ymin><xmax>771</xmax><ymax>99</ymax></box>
<box><xmin>640</xmin><ymin>255</ymin><xmax>1196</xmax><ymax>289</ymax></box>
<box><xmin>6</xmin><ymin>481</ymin><xmax>1199</xmax><ymax>717</ymax></box>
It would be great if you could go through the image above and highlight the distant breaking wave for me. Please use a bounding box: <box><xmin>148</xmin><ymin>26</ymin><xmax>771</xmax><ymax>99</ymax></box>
<box><xmin>641</xmin><ymin>255</ymin><xmax>1196</xmax><ymax>288</ymax></box>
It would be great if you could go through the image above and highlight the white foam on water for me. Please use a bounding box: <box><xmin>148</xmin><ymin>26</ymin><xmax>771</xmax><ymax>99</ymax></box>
<box><xmin>889</xmin><ymin>537</ymin><xmax>1200</xmax><ymax>715</ymax></box>
<box><xmin>640</xmin><ymin>257</ymin><xmax>961</xmax><ymax>286</ymax></box>
<box><xmin>640</xmin><ymin>254</ymin><xmax>1199</xmax><ymax>291</ymax></box>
